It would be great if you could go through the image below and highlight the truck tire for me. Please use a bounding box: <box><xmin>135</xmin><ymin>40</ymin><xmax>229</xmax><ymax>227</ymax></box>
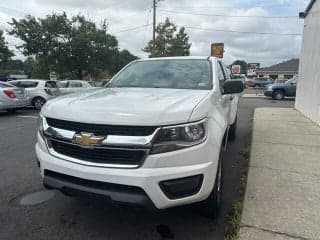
<box><xmin>197</xmin><ymin>145</ymin><xmax>224</xmax><ymax>219</ymax></box>
<box><xmin>228</xmin><ymin>116</ymin><xmax>237</xmax><ymax>141</ymax></box>
<box><xmin>272</xmin><ymin>90</ymin><xmax>285</xmax><ymax>100</ymax></box>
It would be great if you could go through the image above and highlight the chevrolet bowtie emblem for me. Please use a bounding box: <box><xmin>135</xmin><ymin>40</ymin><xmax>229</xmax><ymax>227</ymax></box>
<box><xmin>73</xmin><ymin>133</ymin><xmax>104</xmax><ymax>146</ymax></box>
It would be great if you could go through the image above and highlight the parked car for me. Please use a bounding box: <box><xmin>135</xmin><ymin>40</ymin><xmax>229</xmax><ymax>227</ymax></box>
<box><xmin>274</xmin><ymin>79</ymin><xmax>287</xmax><ymax>84</ymax></box>
<box><xmin>0</xmin><ymin>76</ymin><xmax>16</xmax><ymax>82</ymax></box>
<box><xmin>9</xmin><ymin>79</ymin><xmax>60</xmax><ymax>110</ymax></box>
<box><xmin>36</xmin><ymin>57</ymin><xmax>244</xmax><ymax>219</ymax></box>
<box><xmin>88</xmin><ymin>80</ymin><xmax>110</xmax><ymax>87</ymax></box>
<box><xmin>245</xmin><ymin>77</ymin><xmax>274</xmax><ymax>88</ymax></box>
<box><xmin>0</xmin><ymin>82</ymin><xmax>30</xmax><ymax>113</ymax></box>
<box><xmin>57</xmin><ymin>80</ymin><xmax>94</xmax><ymax>95</ymax></box>
<box><xmin>0</xmin><ymin>76</ymin><xmax>9</xmax><ymax>82</ymax></box>
<box><xmin>264</xmin><ymin>77</ymin><xmax>298</xmax><ymax>100</ymax></box>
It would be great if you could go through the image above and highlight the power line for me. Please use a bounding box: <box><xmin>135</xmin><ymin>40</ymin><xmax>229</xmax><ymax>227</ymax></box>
<box><xmin>167</xmin><ymin>4</ymin><xmax>301</xmax><ymax>9</ymax></box>
<box><xmin>113</xmin><ymin>24</ymin><xmax>152</xmax><ymax>34</ymax></box>
<box><xmin>185</xmin><ymin>26</ymin><xmax>302</xmax><ymax>36</ymax></box>
<box><xmin>158</xmin><ymin>9</ymin><xmax>298</xmax><ymax>19</ymax></box>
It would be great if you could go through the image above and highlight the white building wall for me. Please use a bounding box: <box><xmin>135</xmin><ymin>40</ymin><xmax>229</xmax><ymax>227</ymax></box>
<box><xmin>295</xmin><ymin>0</ymin><xmax>320</xmax><ymax>126</ymax></box>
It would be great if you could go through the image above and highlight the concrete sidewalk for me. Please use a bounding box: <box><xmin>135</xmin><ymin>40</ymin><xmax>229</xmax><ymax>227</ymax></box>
<box><xmin>241</xmin><ymin>93</ymin><xmax>266</xmax><ymax>99</ymax></box>
<box><xmin>239</xmin><ymin>108</ymin><xmax>320</xmax><ymax>240</ymax></box>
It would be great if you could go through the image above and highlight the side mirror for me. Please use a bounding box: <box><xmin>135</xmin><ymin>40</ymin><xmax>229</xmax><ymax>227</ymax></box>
<box><xmin>222</xmin><ymin>80</ymin><xmax>244</xmax><ymax>94</ymax></box>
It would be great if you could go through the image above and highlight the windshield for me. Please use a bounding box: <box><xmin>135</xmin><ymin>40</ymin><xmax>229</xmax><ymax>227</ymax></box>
<box><xmin>57</xmin><ymin>81</ymin><xmax>69</xmax><ymax>88</ymax></box>
<box><xmin>108</xmin><ymin>59</ymin><xmax>212</xmax><ymax>90</ymax></box>
<box><xmin>285</xmin><ymin>78</ymin><xmax>297</xmax><ymax>84</ymax></box>
<box><xmin>0</xmin><ymin>82</ymin><xmax>14</xmax><ymax>88</ymax></box>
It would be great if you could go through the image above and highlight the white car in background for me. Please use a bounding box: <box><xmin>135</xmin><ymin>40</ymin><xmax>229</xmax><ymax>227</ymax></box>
<box><xmin>36</xmin><ymin>57</ymin><xmax>243</xmax><ymax>219</ymax></box>
<box><xmin>57</xmin><ymin>80</ymin><xmax>95</xmax><ymax>95</ymax></box>
<box><xmin>0</xmin><ymin>82</ymin><xmax>30</xmax><ymax>113</ymax></box>
<box><xmin>9</xmin><ymin>79</ymin><xmax>60</xmax><ymax>110</ymax></box>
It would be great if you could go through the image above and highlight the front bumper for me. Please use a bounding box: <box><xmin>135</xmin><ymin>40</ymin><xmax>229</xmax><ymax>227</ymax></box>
<box><xmin>36</xmin><ymin>133</ymin><xmax>220</xmax><ymax>209</ymax></box>
<box><xmin>0</xmin><ymin>98</ymin><xmax>30</xmax><ymax>110</ymax></box>
<box><xmin>264</xmin><ymin>90</ymin><xmax>273</xmax><ymax>97</ymax></box>
<box><xmin>43</xmin><ymin>169</ymin><xmax>156</xmax><ymax>208</ymax></box>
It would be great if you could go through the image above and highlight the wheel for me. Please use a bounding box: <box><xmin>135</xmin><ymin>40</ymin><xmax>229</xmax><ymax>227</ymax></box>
<box><xmin>7</xmin><ymin>109</ymin><xmax>17</xmax><ymax>113</ymax></box>
<box><xmin>272</xmin><ymin>90</ymin><xmax>285</xmax><ymax>100</ymax></box>
<box><xmin>228</xmin><ymin>116</ymin><xmax>237</xmax><ymax>141</ymax></box>
<box><xmin>197</xmin><ymin>145</ymin><xmax>224</xmax><ymax>219</ymax></box>
<box><xmin>32</xmin><ymin>97</ymin><xmax>46</xmax><ymax>110</ymax></box>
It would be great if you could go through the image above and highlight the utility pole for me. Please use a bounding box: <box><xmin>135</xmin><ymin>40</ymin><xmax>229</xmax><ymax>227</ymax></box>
<box><xmin>152</xmin><ymin>0</ymin><xmax>163</xmax><ymax>54</ymax></box>
<box><xmin>153</xmin><ymin>0</ymin><xmax>157</xmax><ymax>51</ymax></box>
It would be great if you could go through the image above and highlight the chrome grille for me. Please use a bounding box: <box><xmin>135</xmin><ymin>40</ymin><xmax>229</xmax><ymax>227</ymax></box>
<box><xmin>50</xmin><ymin>140</ymin><xmax>146</xmax><ymax>166</ymax></box>
<box><xmin>46</xmin><ymin>118</ymin><xmax>157</xmax><ymax>136</ymax></box>
<box><xmin>43</xmin><ymin>117</ymin><xmax>156</xmax><ymax>168</ymax></box>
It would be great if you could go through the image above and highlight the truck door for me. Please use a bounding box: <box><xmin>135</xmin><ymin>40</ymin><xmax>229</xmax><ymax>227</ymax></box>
<box><xmin>287</xmin><ymin>79</ymin><xmax>297</xmax><ymax>96</ymax></box>
<box><xmin>219</xmin><ymin>61</ymin><xmax>238</xmax><ymax>125</ymax></box>
<box><xmin>217</xmin><ymin>61</ymin><xmax>232</xmax><ymax>123</ymax></box>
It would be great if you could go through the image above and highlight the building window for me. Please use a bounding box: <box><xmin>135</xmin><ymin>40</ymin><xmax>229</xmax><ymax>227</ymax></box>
<box><xmin>269</xmin><ymin>75</ymin><xmax>278</xmax><ymax>80</ymax></box>
<box><xmin>284</xmin><ymin>75</ymin><xmax>294</xmax><ymax>79</ymax></box>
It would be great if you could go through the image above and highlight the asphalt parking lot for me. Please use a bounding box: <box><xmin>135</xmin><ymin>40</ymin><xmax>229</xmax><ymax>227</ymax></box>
<box><xmin>0</xmin><ymin>93</ymin><xmax>294</xmax><ymax>240</ymax></box>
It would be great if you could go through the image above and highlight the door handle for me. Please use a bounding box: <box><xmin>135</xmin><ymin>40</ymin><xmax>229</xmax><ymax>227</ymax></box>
<box><xmin>229</xmin><ymin>96</ymin><xmax>234</xmax><ymax>101</ymax></box>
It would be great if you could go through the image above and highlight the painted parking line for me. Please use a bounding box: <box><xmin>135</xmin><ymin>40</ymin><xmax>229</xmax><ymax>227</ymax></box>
<box><xmin>18</xmin><ymin>115</ymin><xmax>39</xmax><ymax>119</ymax></box>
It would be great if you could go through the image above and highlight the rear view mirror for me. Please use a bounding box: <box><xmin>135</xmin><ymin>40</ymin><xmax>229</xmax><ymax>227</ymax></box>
<box><xmin>223</xmin><ymin>80</ymin><xmax>244</xmax><ymax>94</ymax></box>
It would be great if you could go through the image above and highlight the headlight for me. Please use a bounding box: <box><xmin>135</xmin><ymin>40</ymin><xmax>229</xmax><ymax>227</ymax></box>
<box><xmin>151</xmin><ymin>119</ymin><xmax>207</xmax><ymax>154</ymax></box>
<box><xmin>268</xmin><ymin>85</ymin><xmax>273</xmax><ymax>90</ymax></box>
<box><xmin>38</xmin><ymin>113</ymin><xmax>45</xmax><ymax>138</ymax></box>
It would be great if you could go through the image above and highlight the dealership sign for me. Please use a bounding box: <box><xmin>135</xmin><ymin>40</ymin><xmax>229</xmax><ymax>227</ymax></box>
<box><xmin>211</xmin><ymin>43</ymin><xmax>224</xmax><ymax>58</ymax></box>
<box><xmin>248</xmin><ymin>63</ymin><xmax>260</xmax><ymax>69</ymax></box>
<box><xmin>247</xmin><ymin>63</ymin><xmax>260</xmax><ymax>76</ymax></box>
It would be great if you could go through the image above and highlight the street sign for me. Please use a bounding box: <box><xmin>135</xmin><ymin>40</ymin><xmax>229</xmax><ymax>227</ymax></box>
<box><xmin>211</xmin><ymin>43</ymin><xmax>224</xmax><ymax>58</ymax></box>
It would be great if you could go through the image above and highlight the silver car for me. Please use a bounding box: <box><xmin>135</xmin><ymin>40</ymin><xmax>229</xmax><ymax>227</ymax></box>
<box><xmin>0</xmin><ymin>82</ymin><xmax>30</xmax><ymax>113</ymax></box>
<box><xmin>57</xmin><ymin>80</ymin><xmax>95</xmax><ymax>95</ymax></box>
<box><xmin>9</xmin><ymin>79</ymin><xmax>60</xmax><ymax>110</ymax></box>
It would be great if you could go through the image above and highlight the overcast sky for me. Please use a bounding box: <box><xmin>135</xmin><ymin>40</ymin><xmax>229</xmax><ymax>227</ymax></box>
<box><xmin>0</xmin><ymin>0</ymin><xmax>309</xmax><ymax>67</ymax></box>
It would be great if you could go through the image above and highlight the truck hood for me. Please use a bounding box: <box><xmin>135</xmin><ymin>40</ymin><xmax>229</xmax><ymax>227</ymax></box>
<box><xmin>42</xmin><ymin>88</ymin><xmax>210</xmax><ymax>126</ymax></box>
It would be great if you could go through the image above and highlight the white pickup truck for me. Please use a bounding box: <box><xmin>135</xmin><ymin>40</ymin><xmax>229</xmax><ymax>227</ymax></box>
<box><xmin>36</xmin><ymin>56</ymin><xmax>243</xmax><ymax>218</ymax></box>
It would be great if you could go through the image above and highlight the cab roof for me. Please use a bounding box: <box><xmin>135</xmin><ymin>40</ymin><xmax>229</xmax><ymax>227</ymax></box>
<box><xmin>137</xmin><ymin>56</ymin><xmax>218</xmax><ymax>61</ymax></box>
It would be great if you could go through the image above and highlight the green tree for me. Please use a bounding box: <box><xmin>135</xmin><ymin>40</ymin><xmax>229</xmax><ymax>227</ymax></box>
<box><xmin>114</xmin><ymin>49</ymin><xmax>138</xmax><ymax>72</ymax></box>
<box><xmin>231</xmin><ymin>60</ymin><xmax>248</xmax><ymax>74</ymax></box>
<box><xmin>9</xmin><ymin>13</ymin><xmax>71</xmax><ymax>77</ymax></box>
<box><xmin>170</xmin><ymin>27</ymin><xmax>191</xmax><ymax>56</ymax></box>
<box><xmin>143</xmin><ymin>18</ymin><xmax>191</xmax><ymax>57</ymax></box>
<box><xmin>31</xmin><ymin>57</ymin><xmax>50</xmax><ymax>79</ymax></box>
<box><xmin>0</xmin><ymin>30</ymin><xmax>14</xmax><ymax>69</ymax></box>
<box><xmin>23</xmin><ymin>57</ymin><xmax>35</xmax><ymax>78</ymax></box>
<box><xmin>4</xmin><ymin>59</ymin><xmax>24</xmax><ymax>72</ymax></box>
<box><xmin>8</xmin><ymin>13</ymin><xmax>136</xmax><ymax>79</ymax></box>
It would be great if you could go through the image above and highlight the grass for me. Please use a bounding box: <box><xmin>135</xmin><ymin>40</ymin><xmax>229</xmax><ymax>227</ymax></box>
<box><xmin>224</xmin><ymin>201</ymin><xmax>243</xmax><ymax>240</ymax></box>
<box><xmin>238</xmin><ymin>143</ymin><xmax>251</xmax><ymax>160</ymax></box>
<box><xmin>224</xmin><ymin>142</ymin><xmax>251</xmax><ymax>240</ymax></box>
